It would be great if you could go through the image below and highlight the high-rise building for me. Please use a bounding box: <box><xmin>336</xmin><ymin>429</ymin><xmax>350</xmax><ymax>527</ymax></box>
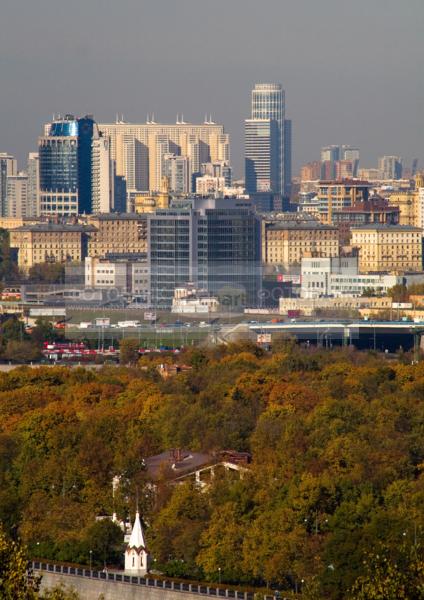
<box><xmin>321</xmin><ymin>145</ymin><xmax>341</xmax><ymax>163</ymax></box>
<box><xmin>27</xmin><ymin>152</ymin><xmax>40</xmax><ymax>217</ymax></box>
<box><xmin>163</xmin><ymin>154</ymin><xmax>191</xmax><ymax>194</ymax></box>
<box><xmin>38</xmin><ymin>114</ymin><xmax>99</xmax><ymax>216</ymax></box>
<box><xmin>98</xmin><ymin>120</ymin><xmax>230</xmax><ymax>195</ymax></box>
<box><xmin>245</xmin><ymin>119</ymin><xmax>279</xmax><ymax>194</ymax></box>
<box><xmin>284</xmin><ymin>119</ymin><xmax>292</xmax><ymax>196</ymax></box>
<box><xmin>148</xmin><ymin>197</ymin><xmax>261</xmax><ymax>308</ymax></box>
<box><xmin>246</xmin><ymin>83</ymin><xmax>285</xmax><ymax>195</ymax></box>
<box><xmin>320</xmin><ymin>146</ymin><xmax>360</xmax><ymax>179</ymax></box>
<box><xmin>91</xmin><ymin>137</ymin><xmax>113</xmax><ymax>213</ymax></box>
<box><xmin>378</xmin><ymin>156</ymin><xmax>403</xmax><ymax>180</ymax></box>
<box><xmin>0</xmin><ymin>154</ymin><xmax>18</xmax><ymax>217</ymax></box>
<box><xmin>6</xmin><ymin>173</ymin><xmax>28</xmax><ymax>218</ymax></box>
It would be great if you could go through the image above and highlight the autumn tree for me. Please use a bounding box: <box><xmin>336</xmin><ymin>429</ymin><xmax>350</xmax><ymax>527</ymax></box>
<box><xmin>0</xmin><ymin>524</ymin><xmax>39</xmax><ymax>599</ymax></box>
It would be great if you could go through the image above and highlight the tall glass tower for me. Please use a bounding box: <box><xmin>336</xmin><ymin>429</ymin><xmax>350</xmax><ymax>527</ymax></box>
<box><xmin>247</xmin><ymin>83</ymin><xmax>285</xmax><ymax>195</ymax></box>
<box><xmin>39</xmin><ymin>114</ymin><xmax>99</xmax><ymax>216</ymax></box>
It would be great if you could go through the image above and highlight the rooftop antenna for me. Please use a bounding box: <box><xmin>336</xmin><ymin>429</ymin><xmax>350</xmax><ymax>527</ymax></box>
<box><xmin>176</xmin><ymin>114</ymin><xmax>179</xmax><ymax>124</ymax></box>
<box><xmin>152</xmin><ymin>113</ymin><xmax>155</xmax><ymax>123</ymax></box>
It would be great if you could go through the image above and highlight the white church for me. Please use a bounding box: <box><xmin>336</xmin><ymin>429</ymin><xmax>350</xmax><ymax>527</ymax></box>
<box><xmin>124</xmin><ymin>511</ymin><xmax>150</xmax><ymax>576</ymax></box>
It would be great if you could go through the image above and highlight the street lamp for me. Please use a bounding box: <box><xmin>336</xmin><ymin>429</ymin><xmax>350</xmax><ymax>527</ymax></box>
<box><xmin>89</xmin><ymin>550</ymin><xmax>93</xmax><ymax>571</ymax></box>
<box><xmin>218</xmin><ymin>567</ymin><xmax>221</xmax><ymax>584</ymax></box>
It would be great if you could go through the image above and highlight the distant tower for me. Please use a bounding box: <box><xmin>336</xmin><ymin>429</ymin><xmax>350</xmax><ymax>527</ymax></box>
<box><xmin>124</xmin><ymin>511</ymin><xmax>149</xmax><ymax>576</ymax></box>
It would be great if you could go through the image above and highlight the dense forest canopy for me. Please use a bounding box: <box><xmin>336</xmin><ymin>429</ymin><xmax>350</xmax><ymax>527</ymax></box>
<box><xmin>0</xmin><ymin>343</ymin><xmax>423</xmax><ymax>598</ymax></box>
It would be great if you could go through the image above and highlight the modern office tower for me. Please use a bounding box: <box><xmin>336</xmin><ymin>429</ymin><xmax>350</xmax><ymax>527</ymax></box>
<box><xmin>245</xmin><ymin>119</ymin><xmax>279</xmax><ymax>194</ymax></box>
<box><xmin>6</xmin><ymin>173</ymin><xmax>28</xmax><ymax>218</ymax></box>
<box><xmin>0</xmin><ymin>154</ymin><xmax>18</xmax><ymax>217</ymax></box>
<box><xmin>91</xmin><ymin>137</ymin><xmax>113</xmax><ymax>213</ymax></box>
<box><xmin>38</xmin><ymin>114</ymin><xmax>99</xmax><ymax>216</ymax></box>
<box><xmin>378</xmin><ymin>156</ymin><xmax>403</xmax><ymax>180</ymax></box>
<box><xmin>163</xmin><ymin>154</ymin><xmax>191</xmax><ymax>194</ymax></box>
<box><xmin>148</xmin><ymin>197</ymin><xmax>261</xmax><ymax>308</ymax></box>
<box><xmin>77</xmin><ymin>115</ymin><xmax>97</xmax><ymax>213</ymax></box>
<box><xmin>98</xmin><ymin>120</ymin><xmax>230</xmax><ymax>194</ymax></box>
<box><xmin>284</xmin><ymin>119</ymin><xmax>292</xmax><ymax>196</ymax></box>
<box><xmin>246</xmin><ymin>83</ymin><xmax>285</xmax><ymax>195</ymax></box>
<box><xmin>27</xmin><ymin>153</ymin><xmax>40</xmax><ymax>216</ymax></box>
<box><xmin>39</xmin><ymin>115</ymin><xmax>79</xmax><ymax>216</ymax></box>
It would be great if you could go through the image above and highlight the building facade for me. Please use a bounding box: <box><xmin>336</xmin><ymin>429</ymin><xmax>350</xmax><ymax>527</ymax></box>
<box><xmin>10</xmin><ymin>224</ymin><xmax>93</xmax><ymax>270</ymax></box>
<box><xmin>245</xmin><ymin>83</ymin><xmax>285</xmax><ymax>196</ymax></box>
<box><xmin>351</xmin><ymin>224</ymin><xmax>422</xmax><ymax>273</ymax></box>
<box><xmin>87</xmin><ymin>213</ymin><xmax>148</xmax><ymax>256</ymax></box>
<box><xmin>245</xmin><ymin>119</ymin><xmax>279</xmax><ymax>194</ymax></box>
<box><xmin>262</xmin><ymin>220</ymin><xmax>339</xmax><ymax>268</ymax></box>
<box><xmin>38</xmin><ymin>114</ymin><xmax>100</xmax><ymax>216</ymax></box>
<box><xmin>148</xmin><ymin>198</ymin><xmax>261</xmax><ymax>308</ymax></box>
<box><xmin>301</xmin><ymin>256</ymin><xmax>401</xmax><ymax>298</ymax></box>
<box><xmin>85</xmin><ymin>254</ymin><xmax>149</xmax><ymax>302</ymax></box>
<box><xmin>98</xmin><ymin>120</ymin><xmax>230</xmax><ymax>194</ymax></box>
<box><xmin>6</xmin><ymin>173</ymin><xmax>28</xmax><ymax>218</ymax></box>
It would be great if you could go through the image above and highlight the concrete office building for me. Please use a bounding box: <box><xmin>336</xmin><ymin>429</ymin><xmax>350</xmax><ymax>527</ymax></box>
<box><xmin>351</xmin><ymin>224</ymin><xmax>422</xmax><ymax>273</ymax></box>
<box><xmin>98</xmin><ymin>120</ymin><xmax>230</xmax><ymax>194</ymax></box>
<box><xmin>148</xmin><ymin>197</ymin><xmax>261</xmax><ymax>308</ymax></box>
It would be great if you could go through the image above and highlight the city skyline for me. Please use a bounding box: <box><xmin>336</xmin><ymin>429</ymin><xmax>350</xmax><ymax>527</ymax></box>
<box><xmin>0</xmin><ymin>0</ymin><xmax>423</xmax><ymax>176</ymax></box>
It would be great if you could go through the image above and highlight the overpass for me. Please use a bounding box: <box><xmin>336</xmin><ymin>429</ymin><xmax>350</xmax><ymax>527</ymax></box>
<box><xmin>248</xmin><ymin>321</ymin><xmax>424</xmax><ymax>352</ymax></box>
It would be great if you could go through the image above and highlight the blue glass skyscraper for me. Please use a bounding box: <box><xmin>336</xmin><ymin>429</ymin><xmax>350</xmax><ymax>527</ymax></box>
<box><xmin>39</xmin><ymin>114</ymin><xmax>98</xmax><ymax>216</ymax></box>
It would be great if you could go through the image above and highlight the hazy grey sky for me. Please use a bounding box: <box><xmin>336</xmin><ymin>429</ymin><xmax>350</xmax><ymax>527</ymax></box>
<box><xmin>1</xmin><ymin>0</ymin><xmax>423</xmax><ymax>176</ymax></box>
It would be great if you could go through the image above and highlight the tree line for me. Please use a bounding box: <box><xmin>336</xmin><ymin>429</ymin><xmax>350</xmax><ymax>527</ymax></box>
<box><xmin>0</xmin><ymin>343</ymin><xmax>423</xmax><ymax>598</ymax></box>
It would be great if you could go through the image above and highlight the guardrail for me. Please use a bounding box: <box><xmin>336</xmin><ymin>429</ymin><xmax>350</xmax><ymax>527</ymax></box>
<box><xmin>32</xmin><ymin>562</ymin><xmax>277</xmax><ymax>600</ymax></box>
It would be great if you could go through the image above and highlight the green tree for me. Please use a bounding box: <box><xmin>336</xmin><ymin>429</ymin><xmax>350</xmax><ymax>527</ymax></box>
<box><xmin>28</xmin><ymin>263</ymin><xmax>65</xmax><ymax>284</ymax></box>
<box><xmin>0</xmin><ymin>524</ymin><xmax>40</xmax><ymax>599</ymax></box>
<box><xmin>84</xmin><ymin>520</ymin><xmax>123</xmax><ymax>568</ymax></box>
<box><xmin>348</xmin><ymin>546</ymin><xmax>424</xmax><ymax>600</ymax></box>
<box><xmin>40</xmin><ymin>584</ymin><xmax>80</xmax><ymax>600</ymax></box>
<box><xmin>2</xmin><ymin>340</ymin><xmax>41</xmax><ymax>363</ymax></box>
<box><xmin>119</xmin><ymin>339</ymin><xmax>140</xmax><ymax>364</ymax></box>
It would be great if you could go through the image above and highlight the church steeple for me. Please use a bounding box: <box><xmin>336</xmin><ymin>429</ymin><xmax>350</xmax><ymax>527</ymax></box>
<box><xmin>124</xmin><ymin>510</ymin><xmax>149</xmax><ymax>575</ymax></box>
